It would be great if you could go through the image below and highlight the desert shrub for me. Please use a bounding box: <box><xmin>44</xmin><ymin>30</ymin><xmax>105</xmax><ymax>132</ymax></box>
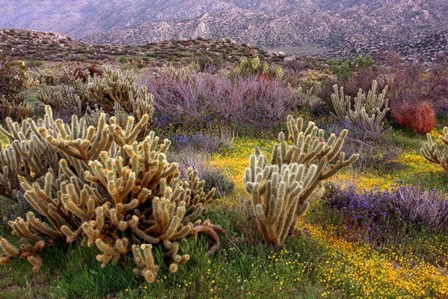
<box><xmin>352</xmin><ymin>54</ymin><xmax>375</xmax><ymax>69</ymax></box>
<box><xmin>200</xmin><ymin>168</ymin><xmax>235</xmax><ymax>198</ymax></box>
<box><xmin>314</xmin><ymin>77</ymin><xmax>339</xmax><ymax>116</ymax></box>
<box><xmin>196</xmin><ymin>55</ymin><xmax>225</xmax><ymax>73</ymax></box>
<box><xmin>0</xmin><ymin>195</ymin><xmax>20</xmax><ymax>227</ymax></box>
<box><xmin>0</xmin><ymin>54</ymin><xmax>25</xmax><ymax>98</ymax></box>
<box><xmin>0</xmin><ymin>106</ymin><xmax>224</xmax><ymax>283</ymax></box>
<box><xmin>342</xmin><ymin>66</ymin><xmax>385</xmax><ymax>97</ymax></box>
<box><xmin>390</xmin><ymin>185</ymin><xmax>448</xmax><ymax>231</ymax></box>
<box><xmin>339</xmin><ymin>132</ymin><xmax>401</xmax><ymax>173</ymax></box>
<box><xmin>330</xmin><ymin>59</ymin><xmax>352</xmax><ymax>82</ymax></box>
<box><xmin>297</xmin><ymin>68</ymin><xmax>333</xmax><ymax>94</ymax></box>
<box><xmin>170</xmin><ymin>128</ymin><xmax>234</xmax><ymax>153</ymax></box>
<box><xmin>330</xmin><ymin>54</ymin><xmax>375</xmax><ymax>82</ymax></box>
<box><xmin>322</xmin><ymin>115</ymin><xmax>400</xmax><ymax>172</ymax></box>
<box><xmin>143</xmin><ymin>66</ymin><xmax>297</xmax><ymax>132</ymax></box>
<box><xmin>243</xmin><ymin>115</ymin><xmax>358</xmax><ymax>246</ymax></box>
<box><xmin>281</xmin><ymin>58</ymin><xmax>321</xmax><ymax>74</ymax></box>
<box><xmin>171</xmin><ymin>132</ymin><xmax>216</xmax><ymax>152</ymax></box>
<box><xmin>0</xmin><ymin>55</ymin><xmax>32</xmax><ymax>121</ymax></box>
<box><xmin>325</xmin><ymin>184</ymin><xmax>448</xmax><ymax>245</ymax></box>
<box><xmin>385</xmin><ymin>55</ymin><xmax>448</xmax><ymax>115</ymax></box>
<box><xmin>391</xmin><ymin>101</ymin><xmax>436</xmax><ymax>134</ymax></box>
<box><xmin>0</xmin><ymin>190</ymin><xmax>29</xmax><ymax>228</ymax></box>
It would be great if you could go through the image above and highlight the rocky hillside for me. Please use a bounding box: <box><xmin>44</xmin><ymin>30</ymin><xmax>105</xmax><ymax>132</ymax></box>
<box><xmin>0</xmin><ymin>29</ymin><xmax>282</xmax><ymax>65</ymax></box>
<box><xmin>395</xmin><ymin>30</ymin><xmax>448</xmax><ymax>64</ymax></box>
<box><xmin>1</xmin><ymin>0</ymin><xmax>448</xmax><ymax>62</ymax></box>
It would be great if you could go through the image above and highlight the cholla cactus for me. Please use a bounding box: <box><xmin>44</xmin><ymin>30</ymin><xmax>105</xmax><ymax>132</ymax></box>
<box><xmin>37</xmin><ymin>85</ymin><xmax>83</xmax><ymax>116</ymax></box>
<box><xmin>244</xmin><ymin>115</ymin><xmax>358</xmax><ymax>246</ymax></box>
<box><xmin>0</xmin><ymin>106</ymin><xmax>222</xmax><ymax>283</ymax></box>
<box><xmin>296</xmin><ymin>86</ymin><xmax>321</xmax><ymax>110</ymax></box>
<box><xmin>0</xmin><ymin>95</ymin><xmax>31</xmax><ymax>122</ymax></box>
<box><xmin>421</xmin><ymin>127</ymin><xmax>448</xmax><ymax>171</ymax></box>
<box><xmin>331</xmin><ymin>80</ymin><xmax>389</xmax><ymax>134</ymax></box>
<box><xmin>87</xmin><ymin>67</ymin><xmax>154</xmax><ymax>120</ymax></box>
<box><xmin>271</xmin><ymin>115</ymin><xmax>358</xmax><ymax>179</ymax></box>
<box><xmin>132</xmin><ymin>244</ymin><xmax>160</xmax><ymax>283</ymax></box>
<box><xmin>10</xmin><ymin>64</ymin><xmax>155</xmax><ymax>157</ymax></box>
<box><xmin>235</xmin><ymin>56</ymin><xmax>283</xmax><ymax>79</ymax></box>
<box><xmin>244</xmin><ymin>151</ymin><xmax>325</xmax><ymax>246</ymax></box>
<box><xmin>0</xmin><ymin>146</ymin><xmax>20</xmax><ymax>197</ymax></box>
<box><xmin>0</xmin><ymin>106</ymin><xmax>60</xmax><ymax>194</ymax></box>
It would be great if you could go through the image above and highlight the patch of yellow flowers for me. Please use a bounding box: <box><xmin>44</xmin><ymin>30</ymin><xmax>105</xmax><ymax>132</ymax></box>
<box><xmin>211</xmin><ymin>137</ymin><xmax>448</xmax><ymax>298</ymax></box>
<box><xmin>308</xmin><ymin>224</ymin><xmax>448</xmax><ymax>298</ymax></box>
<box><xmin>211</xmin><ymin>137</ymin><xmax>276</xmax><ymax>192</ymax></box>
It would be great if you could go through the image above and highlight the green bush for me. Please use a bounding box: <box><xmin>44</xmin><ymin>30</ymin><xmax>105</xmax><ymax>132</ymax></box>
<box><xmin>330</xmin><ymin>54</ymin><xmax>374</xmax><ymax>82</ymax></box>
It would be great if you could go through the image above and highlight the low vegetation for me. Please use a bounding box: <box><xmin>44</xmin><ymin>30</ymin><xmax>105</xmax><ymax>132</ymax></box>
<box><xmin>0</xmin><ymin>33</ymin><xmax>447</xmax><ymax>298</ymax></box>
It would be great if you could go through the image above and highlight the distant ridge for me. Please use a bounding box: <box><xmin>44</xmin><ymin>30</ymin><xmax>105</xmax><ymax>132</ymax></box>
<box><xmin>0</xmin><ymin>29</ymin><xmax>284</xmax><ymax>64</ymax></box>
<box><xmin>1</xmin><ymin>0</ymin><xmax>447</xmax><ymax>62</ymax></box>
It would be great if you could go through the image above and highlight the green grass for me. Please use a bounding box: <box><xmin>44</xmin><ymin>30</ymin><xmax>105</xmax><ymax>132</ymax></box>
<box><xmin>387</xmin><ymin>128</ymin><xmax>448</xmax><ymax>192</ymax></box>
<box><xmin>0</xmin><ymin>213</ymin><xmax>331</xmax><ymax>299</ymax></box>
<box><xmin>0</xmin><ymin>241</ymin><xmax>139</xmax><ymax>299</ymax></box>
<box><xmin>119</xmin><ymin>237</ymin><xmax>327</xmax><ymax>299</ymax></box>
<box><xmin>2</xmin><ymin>199</ymin><xmax>446</xmax><ymax>298</ymax></box>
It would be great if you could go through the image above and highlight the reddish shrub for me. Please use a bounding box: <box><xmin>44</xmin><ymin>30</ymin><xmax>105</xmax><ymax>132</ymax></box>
<box><xmin>88</xmin><ymin>63</ymin><xmax>103</xmax><ymax>78</ymax></box>
<box><xmin>73</xmin><ymin>67</ymin><xmax>87</xmax><ymax>81</ymax></box>
<box><xmin>392</xmin><ymin>101</ymin><xmax>436</xmax><ymax>134</ymax></box>
<box><xmin>73</xmin><ymin>63</ymin><xmax>103</xmax><ymax>82</ymax></box>
<box><xmin>255</xmin><ymin>72</ymin><xmax>273</xmax><ymax>83</ymax></box>
<box><xmin>384</xmin><ymin>53</ymin><xmax>448</xmax><ymax>116</ymax></box>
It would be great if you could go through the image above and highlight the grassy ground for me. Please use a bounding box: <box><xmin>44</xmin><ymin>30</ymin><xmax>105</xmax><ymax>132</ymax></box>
<box><xmin>0</xmin><ymin>128</ymin><xmax>447</xmax><ymax>298</ymax></box>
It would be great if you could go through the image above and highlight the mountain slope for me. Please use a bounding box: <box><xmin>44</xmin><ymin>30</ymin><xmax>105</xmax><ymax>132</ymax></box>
<box><xmin>1</xmin><ymin>0</ymin><xmax>448</xmax><ymax>61</ymax></box>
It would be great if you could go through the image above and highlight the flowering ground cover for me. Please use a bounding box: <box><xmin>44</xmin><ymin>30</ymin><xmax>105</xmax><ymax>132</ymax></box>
<box><xmin>208</xmin><ymin>134</ymin><xmax>448</xmax><ymax>298</ymax></box>
<box><xmin>0</xmin><ymin>125</ymin><xmax>447</xmax><ymax>298</ymax></box>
